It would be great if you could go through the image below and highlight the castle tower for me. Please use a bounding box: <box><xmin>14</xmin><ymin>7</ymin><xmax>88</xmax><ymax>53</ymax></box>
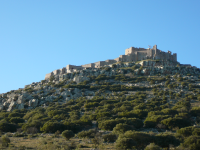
<box><xmin>173</xmin><ymin>53</ymin><xmax>177</xmax><ymax>61</ymax></box>
<box><xmin>125</xmin><ymin>47</ymin><xmax>136</xmax><ymax>55</ymax></box>
<box><xmin>152</xmin><ymin>45</ymin><xmax>157</xmax><ymax>55</ymax></box>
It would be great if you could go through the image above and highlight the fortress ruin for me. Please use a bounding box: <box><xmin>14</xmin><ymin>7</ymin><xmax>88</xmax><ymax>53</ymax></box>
<box><xmin>45</xmin><ymin>45</ymin><xmax>177</xmax><ymax>79</ymax></box>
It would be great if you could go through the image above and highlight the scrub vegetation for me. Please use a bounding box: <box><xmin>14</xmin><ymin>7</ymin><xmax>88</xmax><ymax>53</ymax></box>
<box><xmin>0</xmin><ymin>62</ymin><xmax>200</xmax><ymax>149</ymax></box>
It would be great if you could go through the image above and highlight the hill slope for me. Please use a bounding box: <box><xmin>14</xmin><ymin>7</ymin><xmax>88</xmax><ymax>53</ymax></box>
<box><xmin>0</xmin><ymin>59</ymin><xmax>200</xmax><ymax>149</ymax></box>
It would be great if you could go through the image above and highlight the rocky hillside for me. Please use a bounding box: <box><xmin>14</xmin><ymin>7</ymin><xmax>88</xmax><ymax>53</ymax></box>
<box><xmin>1</xmin><ymin>60</ymin><xmax>199</xmax><ymax>112</ymax></box>
<box><xmin>1</xmin><ymin>59</ymin><xmax>200</xmax><ymax>149</ymax></box>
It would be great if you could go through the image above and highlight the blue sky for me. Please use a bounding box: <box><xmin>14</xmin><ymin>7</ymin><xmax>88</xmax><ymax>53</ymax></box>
<box><xmin>0</xmin><ymin>0</ymin><xmax>200</xmax><ymax>94</ymax></box>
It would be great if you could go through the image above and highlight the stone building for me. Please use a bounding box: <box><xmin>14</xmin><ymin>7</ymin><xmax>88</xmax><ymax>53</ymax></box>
<box><xmin>45</xmin><ymin>45</ymin><xmax>177</xmax><ymax>79</ymax></box>
<box><xmin>121</xmin><ymin>45</ymin><xmax>177</xmax><ymax>62</ymax></box>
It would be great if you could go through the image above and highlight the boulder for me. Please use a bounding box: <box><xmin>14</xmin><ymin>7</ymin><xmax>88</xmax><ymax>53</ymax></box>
<box><xmin>73</xmin><ymin>76</ymin><xmax>90</xmax><ymax>84</ymax></box>
<box><xmin>17</xmin><ymin>95</ymin><xmax>25</xmax><ymax>104</ymax></box>
<box><xmin>29</xmin><ymin>99</ymin><xmax>38</xmax><ymax>107</ymax></box>
<box><xmin>17</xmin><ymin>103</ymin><xmax>24</xmax><ymax>110</ymax></box>
<box><xmin>7</xmin><ymin>101</ymin><xmax>16</xmax><ymax>111</ymax></box>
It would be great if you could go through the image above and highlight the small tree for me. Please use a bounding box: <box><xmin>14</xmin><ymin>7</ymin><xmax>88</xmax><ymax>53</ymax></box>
<box><xmin>62</xmin><ymin>130</ymin><xmax>74</xmax><ymax>140</ymax></box>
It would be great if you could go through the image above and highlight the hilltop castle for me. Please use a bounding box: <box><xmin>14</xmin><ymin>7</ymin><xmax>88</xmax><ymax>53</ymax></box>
<box><xmin>45</xmin><ymin>45</ymin><xmax>177</xmax><ymax>79</ymax></box>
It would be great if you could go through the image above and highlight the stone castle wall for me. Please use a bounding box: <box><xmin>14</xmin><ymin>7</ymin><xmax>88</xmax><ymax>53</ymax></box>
<box><xmin>45</xmin><ymin>45</ymin><xmax>177</xmax><ymax>79</ymax></box>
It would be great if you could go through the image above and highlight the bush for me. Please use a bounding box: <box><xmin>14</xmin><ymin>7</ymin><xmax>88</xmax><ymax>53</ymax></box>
<box><xmin>122</xmin><ymin>131</ymin><xmax>154</xmax><ymax>149</ymax></box>
<box><xmin>98</xmin><ymin>120</ymin><xmax>118</xmax><ymax>131</ymax></box>
<box><xmin>40</xmin><ymin>121</ymin><xmax>64</xmax><ymax>133</ymax></box>
<box><xmin>98</xmin><ymin>118</ymin><xmax>143</xmax><ymax>131</ymax></box>
<box><xmin>77</xmin><ymin>129</ymin><xmax>96</xmax><ymax>138</ymax></box>
<box><xmin>161</xmin><ymin>108</ymin><xmax>178</xmax><ymax>116</ymax></box>
<box><xmin>1</xmin><ymin>135</ymin><xmax>10</xmax><ymax>147</ymax></box>
<box><xmin>8</xmin><ymin>112</ymin><xmax>24</xmax><ymax>118</ymax></box>
<box><xmin>9</xmin><ymin>117</ymin><xmax>24</xmax><ymax>124</ymax></box>
<box><xmin>177</xmin><ymin>126</ymin><xmax>194</xmax><ymax>137</ymax></box>
<box><xmin>132</xmin><ymin>109</ymin><xmax>148</xmax><ymax>119</ymax></box>
<box><xmin>50</xmin><ymin>76</ymin><xmax>55</xmax><ymax>82</ymax></box>
<box><xmin>113</xmin><ymin>123</ymin><xmax>135</xmax><ymax>135</ymax></box>
<box><xmin>62</xmin><ymin>130</ymin><xmax>74</xmax><ymax>140</ymax></box>
<box><xmin>102</xmin><ymin>133</ymin><xmax>117</xmax><ymax>142</ymax></box>
<box><xmin>112</xmin><ymin>64</ymin><xmax>117</xmax><ymax>68</ymax></box>
<box><xmin>192</xmin><ymin>128</ymin><xmax>200</xmax><ymax>136</ymax></box>
<box><xmin>155</xmin><ymin>133</ymin><xmax>180</xmax><ymax>148</ymax></box>
<box><xmin>22</xmin><ymin>120</ymin><xmax>43</xmax><ymax>131</ymax></box>
<box><xmin>190</xmin><ymin>107</ymin><xmax>200</xmax><ymax>117</ymax></box>
<box><xmin>144</xmin><ymin>115</ymin><xmax>170</xmax><ymax>128</ymax></box>
<box><xmin>161</xmin><ymin>117</ymin><xmax>191</xmax><ymax>129</ymax></box>
<box><xmin>177</xmin><ymin>126</ymin><xmax>200</xmax><ymax>137</ymax></box>
<box><xmin>144</xmin><ymin>143</ymin><xmax>161</xmax><ymax>150</ymax></box>
<box><xmin>182</xmin><ymin>135</ymin><xmax>200</xmax><ymax>150</ymax></box>
<box><xmin>115</xmin><ymin>138</ymin><xmax>136</xmax><ymax>150</ymax></box>
<box><xmin>0</xmin><ymin>122</ymin><xmax>17</xmax><ymax>132</ymax></box>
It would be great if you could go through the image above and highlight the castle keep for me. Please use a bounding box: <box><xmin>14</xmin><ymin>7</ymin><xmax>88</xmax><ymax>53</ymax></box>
<box><xmin>45</xmin><ymin>45</ymin><xmax>177</xmax><ymax>79</ymax></box>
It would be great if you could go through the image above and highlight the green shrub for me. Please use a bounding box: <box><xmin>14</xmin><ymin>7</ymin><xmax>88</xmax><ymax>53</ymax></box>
<box><xmin>161</xmin><ymin>117</ymin><xmax>191</xmax><ymax>129</ymax></box>
<box><xmin>192</xmin><ymin>128</ymin><xmax>200</xmax><ymax>136</ymax></box>
<box><xmin>115</xmin><ymin>138</ymin><xmax>136</xmax><ymax>150</ymax></box>
<box><xmin>9</xmin><ymin>117</ymin><xmax>24</xmax><ymax>124</ymax></box>
<box><xmin>131</xmin><ymin>109</ymin><xmax>148</xmax><ymax>119</ymax></box>
<box><xmin>144</xmin><ymin>143</ymin><xmax>161</xmax><ymax>150</ymax></box>
<box><xmin>161</xmin><ymin>108</ymin><xmax>178</xmax><ymax>116</ymax></box>
<box><xmin>22</xmin><ymin>120</ymin><xmax>43</xmax><ymax>131</ymax></box>
<box><xmin>77</xmin><ymin>129</ymin><xmax>96</xmax><ymax>138</ymax></box>
<box><xmin>112</xmin><ymin>64</ymin><xmax>117</xmax><ymax>68</ymax></box>
<box><xmin>190</xmin><ymin>107</ymin><xmax>200</xmax><ymax>117</ymax></box>
<box><xmin>175</xmin><ymin>112</ymin><xmax>190</xmax><ymax>119</ymax></box>
<box><xmin>113</xmin><ymin>123</ymin><xmax>135</xmax><ymax>135</ymax></box>
<box><xmin>62</xmin><ymin>130</ymin><xmax>74</xmax><ymax>140</ymax></box>
<box><xmin>50</xmin><ymin>76</ymin><xmax>55</xmax><ymax>81</ymax></box>
<box><xmin>155</xmin><ymin>133</ymin><xmax>180</xmax><ymax>148</ymax></box>
<box><xmin>177</xmin><ymin>126</ymin><xmax>194</xmax><ymax>137</ymax></box>
<box><xmin>8</xmin><ymin>112</ymin><xmax>24</xmax><ymax>118</ymax></box>
<box><xmin>47</xmin><ymin>110</ymin><xmax>65</xmax><ymax>118</ymax></box>
<box><xmin>144</xmin><ymin>115</ymin><xmax>170</xmax><ymax>128</ymax></box>
<box><xmin>177</xmin><ymin>126</ymin><xmax>200</xmax><ymax>137</ymax></box>
<box><xmin>102</xmin><ymin>133</ymin><xmax>117</xmax><ymax>142</ymax></box>
<box><xmin>1</xmin><ymin>135</ymin><xmax>10</xmax><ymax>147</ymax></box>
<box><xmin>40</xmin><ymin>121</ymin><xmax>64</xmax><ymax>133</ymax></box>
<box><xmin>98</xmin><ymin>119</ymin><xmax>118</xmax><ymax>131</ymax></box>
<box><xmin>182</xmin><ymin>135</ymin><xmax>200</xmax><ymax>150</ymax></box>
<box><xmin>122</xmin><ymin>131</ymin><xmax>154</xmax><ymax>149</ymax></box>
<box><xmin>98</xmin><ymin>118</ymin><xmax>143</xmax><ymax>131</ymax></box>
<box><xmin>0</xmin><ymin>122</ymin><xmax>17</xmax><ymax>132</ymax></box>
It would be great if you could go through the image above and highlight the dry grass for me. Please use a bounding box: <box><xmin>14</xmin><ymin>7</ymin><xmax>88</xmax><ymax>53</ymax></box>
<box><xmin>0</xmin><ymin>134</ymin><xmax>116</xmax><ymax>150</ymax></box>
